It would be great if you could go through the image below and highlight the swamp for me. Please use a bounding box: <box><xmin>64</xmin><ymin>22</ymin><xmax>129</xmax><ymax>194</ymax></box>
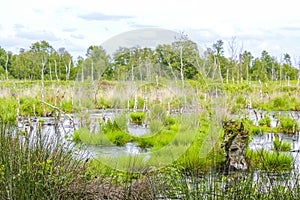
<box><xmin>0</xmin><ymin>38</ymin><xmax>300</xmax><ymax>199</ymax></box>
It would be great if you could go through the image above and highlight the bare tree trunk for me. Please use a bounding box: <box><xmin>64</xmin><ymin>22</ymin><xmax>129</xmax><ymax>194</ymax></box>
<box><xmin>91</xmin><ymin>61</ymin><xmax>94</xmax><ymax>82</ymax></box>
<box><xmin>65</xmin><ymin>59</ymin><xmax>71</xmax><ymax>81</ymax></box>
<box><xmin>271</xmin><ymin>63</ymin><xmax>274</xmax><ymax>81</ymax></box>
<box><xmin>134</xmin><ymin>94</ymin><xmax>138</xmax><ymax>112</ymax></box>
<box><xmin>168</xmin><ymin>62</ymin><xmax>177</xmax><ymax>83</ymax></box>
<box><xmin>5</xmin><ymin>54</ymin><xmax>9</xmax><ymax>80</ymax></box>
<box><xmin>81</xmin><ymin>65</ymin><xmax>84</xmax><ymax>82</ymax></box>
<box><xmin>226</xmin><ymin>68</ymin><xmax>229</xmax><ymax>84</ymax></box>
<box><xmin>12</xmin><ymin>83</ymin><xmax>20</xmax><ymax>123</ymax></box>
<box><xmin>54</xmin><ymin>59</ymin><xmax>59</xmax><ymax>81</ymax></box>
<box><xmin>41</xmin><ymin>56</ymin><xmax>47</xmax><ymax>117</ymax></box>
<box><xmin>259</xmin><ymin>80</ymin><xmax>263</xmax><ymax>101</ymax></box>
<box><xmin>298</xmin><ymin>62</ymin><xmax>300</xmax><ymax>86</ymax></box>
<box><xmin>131</xmin><ymin>64</ymin><xmax>134</xmax><ymax>81</ymax></box>
<box><xmin>49</xmin><ymin>61</ymin><xmax>52</xmax><ymax>81</ymax></box>
<box><xmin>280</xmin><ymin>63</ymin><xmax>282</xmax><ymax>86</ymax></box>
<box><xmin>246</xmin><ymin>64</ymin><xmax>249</xmax><ymax>84</ymax></box>
<box><xmin>180</xmin><ymin>47</ymin><xmax>184</xmax><ymax>88</ymax></box>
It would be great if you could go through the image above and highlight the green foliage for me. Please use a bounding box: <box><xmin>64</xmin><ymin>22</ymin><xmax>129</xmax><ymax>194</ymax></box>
<box><xmin>149</xmin><ymin>104</ymin><xmax>167</xmax><ymax>122</ymax></box>
<box><xmin>165</xmin><ymin>116</ymin><xmax>176</xmax><ymax>125</ymax></box>
<box><xmin>257</xmin><ymin>95</ymin><xmax>300</xmax><ymax>111</ymax></box>
<box><xmin>258</xmin><ymin>116</ymin><xmax>271</xmax><ymax>127</ymax></box>
<box><xmin>0</xmin><ymin>98</ymin><xmax>17</xmax><ymax>122</ymax></box>
<box><xmin>273</xmin><ymin>97</ymin><xmax>286</xmax><ymax>109</ymax></box>
<box><xmin>113</xmin><ymin>113</ymin><xmax>128</xmax><ymax>131</ymax></box>
<box><xmin>0</xmin><ymin>122</ymin><xmax>90</xmax><ymax>199</ymax></box>
<box><xmin>279</xmin><ymin>116</ymin><xmax>299</xmax><ymax>134</ymax></box>
<box><xmin>246</xmin><ymin>149</ymin><xmax>293</xmax><ymax>171</ymax></box>
<box><xmin>149</xmin><ymin>119</ymin><xmax>164</xmax><ymax>133</ymax></box>
<box><xmin>273</xmin><ymin>137</ymin><xmax>291</xmax><ymax>152</ymax></box>
<box><xmin>249</xmin><ymin>125</ymin><xmax>261</xmax><ymax>135</ymax></box>
<box><xmin>73</xmin><ymin>127</ymin><xmax>112</xmax><ymax>145</ymax></box>
<box><xmin>129</xmin><ymin>112</ymin><xmax>145</xmax><ymax>125</ymax></box>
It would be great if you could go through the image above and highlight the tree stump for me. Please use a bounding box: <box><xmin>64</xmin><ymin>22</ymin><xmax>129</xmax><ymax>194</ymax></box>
<box><xmin>222</xmin><ymin>120</ymin><xmax>249</xmax><ymax>172</ymax></box>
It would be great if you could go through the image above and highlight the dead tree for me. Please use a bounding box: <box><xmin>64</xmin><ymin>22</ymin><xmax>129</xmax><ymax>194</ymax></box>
<box><xmin>5</xmin><ymin>54</ymin><xmax>9</xmax><ymax>80</ymax></box>
<box><xmin>41</xmin><ymin>56</ymin><xmax>47</xmax><ymax>117</ymax></box>
<box><xmin>222</xmin><ymin>120</ymin><xmax>249</xmax><ymax>173</ymax></box>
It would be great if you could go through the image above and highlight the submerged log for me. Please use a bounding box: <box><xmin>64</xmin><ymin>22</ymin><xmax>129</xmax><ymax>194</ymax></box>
<box><xmin>222</xmin><ymin>120</ymin><xmax>249</xmax><ymax>172</ymax></box>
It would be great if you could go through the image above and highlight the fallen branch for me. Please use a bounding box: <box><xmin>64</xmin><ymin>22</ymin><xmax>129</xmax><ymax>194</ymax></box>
<box><xmin>39</xmin><ymin>100</ymin><xmax>74</xmax><ymax>123</ymax></box>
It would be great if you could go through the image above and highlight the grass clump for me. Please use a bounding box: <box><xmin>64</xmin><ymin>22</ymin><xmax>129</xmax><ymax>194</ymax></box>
<box><xmin>250</xmin><ymin>125</ymin><xmax>262</xmax><ymax>135</ymax></box>
<box><xmin>273</xmin><ymin>136</ymin><xmax>292</xmax><ymax>152</ymax></box>
<box><xmin>129</xmin><ymin>112</ymin><xmax>145</xmax><ymax>125</ymax></box>
<box><xmin>258</xmin><ymin>115</ymin><xmax>271</xmax><ymax>127</ymax></box>
<box><xmin>279</xmin><ymin>116</ymin><xmax>299</xmax><ymax>134</ymax></box>
<box><xmin>73</xmin><ymin>127</ymin><xmax>112</xmax><ymax>145</ymax></box>
<box><xmin>0</xmin><ymin>122</ymin><xmax>91</xmax><ymax>199</ymax></box>
<box><xmin>246</xmin><ymin>149</ymin><xmax>293</xmax><ymax>171</ymax></box>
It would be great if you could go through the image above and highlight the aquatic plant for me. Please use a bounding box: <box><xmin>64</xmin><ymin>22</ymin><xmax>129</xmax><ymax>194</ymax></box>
<box><xmin>129</xmin><ymin>112</ymin><xmax>145</xmax><ymax>125</ymax></box>
<box><xmin>279</xmin><ymin>116</ymin><xmax>299</xmax><ymax>134</ymax></box>
<box><xmin>0</xmin><ymin>122</ymin><xmax>92</xmax><ymax>199</ymax></box>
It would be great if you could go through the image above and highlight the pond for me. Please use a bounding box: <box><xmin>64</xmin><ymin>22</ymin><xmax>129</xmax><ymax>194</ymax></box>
<box><xmin>17</xmin><ymin>109</ymin><xmax>300</xmax><ymax>171</ymax></box>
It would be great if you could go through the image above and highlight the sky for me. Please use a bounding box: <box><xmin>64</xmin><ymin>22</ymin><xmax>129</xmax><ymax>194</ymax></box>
<box><xmin>1</xmin><ymin>0</ymin><xmax>300</xmax><ymax>64</ymax></box>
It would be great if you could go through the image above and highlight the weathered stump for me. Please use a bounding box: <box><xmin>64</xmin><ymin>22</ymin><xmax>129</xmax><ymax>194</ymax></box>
<box><xmin>222</xmin><ymin>120</ymin><xmax>249</xmax><ymax>172</ymax></box>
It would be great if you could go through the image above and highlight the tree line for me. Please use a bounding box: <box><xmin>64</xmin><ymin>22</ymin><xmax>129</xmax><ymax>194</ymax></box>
<box><xmin>0</xmin><ymin>38</ymin><xmax>299</xmax><ymax>83</ymax></box>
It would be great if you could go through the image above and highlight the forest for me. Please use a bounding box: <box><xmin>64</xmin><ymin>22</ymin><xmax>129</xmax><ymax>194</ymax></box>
<box><xmin>0</xmin><ymin>38</ymin><xmax>299</xmax><ymax>83</ymax></box>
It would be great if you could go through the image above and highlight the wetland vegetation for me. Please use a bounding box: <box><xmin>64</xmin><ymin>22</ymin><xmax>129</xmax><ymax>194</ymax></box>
<box><xmin>0</xmin><ymin>38</ymin><xmax>300</xmax><ymax>199</ymax></box>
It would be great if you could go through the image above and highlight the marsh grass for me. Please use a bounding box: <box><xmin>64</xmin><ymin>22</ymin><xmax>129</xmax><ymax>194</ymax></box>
<box><xmin>273</xmin><ymin>136</ymin><xmax>292</xmax><ymax>152</ymax></box>
<box><xmin>152</xmin><ymin>168</ymin><xmax>300</xmax><ymax>199</ymax></box>
<box><xmin>0</xmin><ymin>122</ymin><xmax>93</xmax><ymax>199</ymax></box>
<box><xmin>129</xmin><ymin>112</ymin><xmax>145</xmax><ymax>125</ymax></box>
<box><xmin>73</xmin><ymin>127</ymin><xmax>113</xmax><ymax>145</ymax></box>
<box><xmin>246</xmin><ymin>149</ymin><xmax>293</xmax><ymax>171</ymax></box>
<box><xmin>279</xmin><ymin>116</ymin><xmax>299</xmax><ymax>134</ymax></box>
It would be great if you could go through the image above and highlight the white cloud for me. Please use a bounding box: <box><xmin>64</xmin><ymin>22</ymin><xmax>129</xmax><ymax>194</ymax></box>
<box><xmin>0</xmin><ymin>0</ymin><xmax>299</xmax><ymax>59</ymax></box>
